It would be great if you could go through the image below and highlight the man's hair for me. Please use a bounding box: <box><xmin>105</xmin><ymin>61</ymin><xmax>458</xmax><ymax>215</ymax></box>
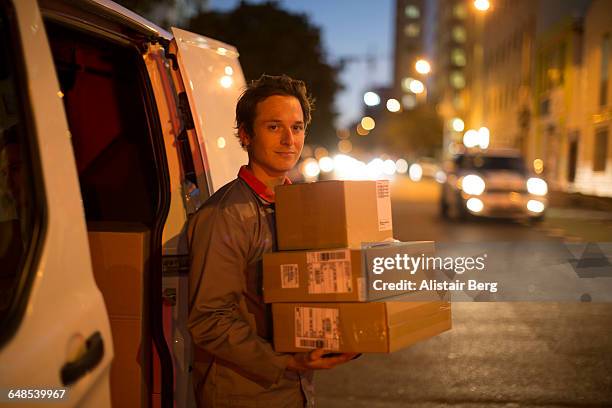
<box><xmin>235</xmin><ymin>74</ymin><xmax>314</xmax><ymax>148</ymax></box>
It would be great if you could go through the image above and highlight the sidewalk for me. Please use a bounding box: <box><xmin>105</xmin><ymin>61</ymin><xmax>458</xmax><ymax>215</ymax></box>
<box><xmin>548</xmin><ymin>189</ymin><xmax>612</xmax><ymax>212</ymax></box>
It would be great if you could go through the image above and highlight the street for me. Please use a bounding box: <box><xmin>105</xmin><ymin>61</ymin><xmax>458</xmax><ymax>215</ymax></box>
<box><xmin>316</xmin><ymin>177</ymin><xmax>612</xmax><ymax>407</ymax></box>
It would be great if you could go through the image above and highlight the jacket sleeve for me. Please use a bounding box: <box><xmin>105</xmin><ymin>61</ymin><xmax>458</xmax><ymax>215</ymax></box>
<box><xmin>187</xmin><ymin>204</ymin><xmax>290</xmax><ymax>388</ymax></box>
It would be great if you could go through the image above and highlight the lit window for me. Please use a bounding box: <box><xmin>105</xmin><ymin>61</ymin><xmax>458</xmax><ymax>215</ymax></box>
<box><xmin>453</xmin><ymin>3</ymin><xmax>467</xmax><ymax>19</ymax></box>
<box><xmin>451</xmin><ymin>48</ymin><xmax>466</xmax><ymax>66</ymax></box>
<box><xmin>452</xmin><ymin>26</ymin><xmax>466</xmax><ymax>43</ymax></box>
<box><xmin>450</xmin><ymin>71</ymin><xmax>466</xmax><ymax>89</ymax></box>
<box><xmin>404</xmin><ymin>23</ymin><xmax>420</xmax><ymax>37</ymax></box>
<box><xmin>405</xmin><ymin>5</ymin><xmax>420</xmax><ymax>18</ymax></box>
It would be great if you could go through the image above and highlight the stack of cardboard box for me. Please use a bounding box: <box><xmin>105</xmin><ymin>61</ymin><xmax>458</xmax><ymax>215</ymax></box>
<box><xmin>265</xmin><ymin>180</ymin><xmax>451</xmax><ymax>353</ymax></box>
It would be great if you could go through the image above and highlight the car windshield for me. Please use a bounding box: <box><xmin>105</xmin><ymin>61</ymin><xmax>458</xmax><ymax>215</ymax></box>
<box><xmin>455</xmin><ymin>155</ymin><xmax>527</xmax><ymax>174</ymax></box>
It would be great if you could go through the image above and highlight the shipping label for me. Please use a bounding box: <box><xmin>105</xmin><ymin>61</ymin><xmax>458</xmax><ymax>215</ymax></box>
<box><xmin>280</xmin><ymin>264</ymin><xmax>299</xmax><ymax>288</ymax></box>
<box><xmin>294</xmin><ymin>307</ymin><xmax>340</xmax><ymax>350</ymax></box>
<box><xmin>376</xmin><ymin>180</ymin><xmax>393</xmax><ymax>231</ymax></box>
<box><xmin>306</xmin><ymin>250</ymin><xmax>352</xmax><ymax>294</ymax></box>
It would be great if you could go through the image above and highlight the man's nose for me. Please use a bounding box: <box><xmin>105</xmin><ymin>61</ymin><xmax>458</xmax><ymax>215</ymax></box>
<box><xmin>280</xmin><ymin>126</ymin><xmax>294</xmax><ymax>145</ymax></box>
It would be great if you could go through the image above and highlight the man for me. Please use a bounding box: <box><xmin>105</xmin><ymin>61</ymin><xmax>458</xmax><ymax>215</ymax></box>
<box><xmin>187</xmin><ymin>75</ymin><xmax>357</xmax><ymax>408</ymax></box>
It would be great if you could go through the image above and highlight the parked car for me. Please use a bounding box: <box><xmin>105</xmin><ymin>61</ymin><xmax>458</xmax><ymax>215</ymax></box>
<box><xmin>440</xmin><ymin>149</ymin><xmax>548</xmax><ymax>221</ymax></box>
<box><xmin>0</xmin><ymin>0</ymin><xmax>247</xmax><ymax>406</ymax></box>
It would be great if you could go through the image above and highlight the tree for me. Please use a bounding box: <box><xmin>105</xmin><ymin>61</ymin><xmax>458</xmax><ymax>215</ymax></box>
<box><xmin>186</xmin><ymin>2</ymin><xmax>342</xmax><ymax>148</ymax></box>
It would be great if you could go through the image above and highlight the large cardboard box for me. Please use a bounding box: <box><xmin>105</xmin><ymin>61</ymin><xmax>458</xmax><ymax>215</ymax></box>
<box><xmin>275</xmin><ymin>180</ymin><xmax>393</xmax><ymax>250</ymax></box>
<box><xmin>88</xmin><ymin>223</ymin><xmax>151</xmax><ymax>408</ymax></box>
<box><xmin>263</xmin><ymin>241</ymin><xmax>435</xmax><ymax>303</ymax></box>
<box><xmin>272</xmin><ymin>299</ymin><xmax>451</xmax><ymax>353</ymax></box>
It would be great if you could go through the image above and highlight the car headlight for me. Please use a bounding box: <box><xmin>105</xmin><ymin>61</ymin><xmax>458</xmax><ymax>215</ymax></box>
<box><xmin>461</xmin><ymin>174</ymin><xmax>486</xmax><ymax>195</ymax></box>
<box><xmin>527</xmin><ymin>177</ymin><xmax>548</xmax><ymax>196</ymax></box>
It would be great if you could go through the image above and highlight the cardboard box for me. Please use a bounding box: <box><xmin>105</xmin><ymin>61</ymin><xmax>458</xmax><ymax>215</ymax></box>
<box><xmin>272</xmin><ymin>299</ymin><xmax>451</xmax><ymax>353</ymax></box>
<box><xmin>275</xmin><ymin>180</ymin><xmax>393</xmax><ymax>250</ymax></box>
<box><xmin>88</xmin><ymin>223</ymin><xmax>151</xmax><ymax>408</ymax></box>
<box><xmin>263</xmin><ymin>241</ymin><xmax>435</xmax><ymax>303</ymax></box>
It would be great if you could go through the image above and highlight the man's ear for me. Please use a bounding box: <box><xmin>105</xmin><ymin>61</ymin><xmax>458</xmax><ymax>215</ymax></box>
<box><xmin>238</xmin><ymin>126</ymin><xmax>251</xmax><ymax>148</ymax></box>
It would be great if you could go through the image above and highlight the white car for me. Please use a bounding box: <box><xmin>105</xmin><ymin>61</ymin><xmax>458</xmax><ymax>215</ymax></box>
<box><xmin>440</xmin><ymin>149</ymin><xmax>548</xmax><ymax>220</ymax></box>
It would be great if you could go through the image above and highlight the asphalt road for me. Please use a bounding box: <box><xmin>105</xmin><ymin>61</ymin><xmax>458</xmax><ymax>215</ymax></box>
<box><xmin>315</xmin><ymin>177</ymin><xmax>612</xmax><ymax>407</ymax></box>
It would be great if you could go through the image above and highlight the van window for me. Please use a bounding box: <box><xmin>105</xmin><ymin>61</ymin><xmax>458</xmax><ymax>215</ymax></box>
<box><xmin>45</xmin><ymin>22</ymin><xmax>161</xmax><ymax>225</ymax></box>
<box><xmin>0</xmin><ymin>3</ymin><xmax>45</xmax><ymax>331</ymax></box>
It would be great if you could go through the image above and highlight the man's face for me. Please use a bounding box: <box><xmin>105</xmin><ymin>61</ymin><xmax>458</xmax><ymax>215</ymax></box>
<box><xmin>241</xmin><ymin>95</ymin><xmax>305</xmax><ymax>177</ymax></box>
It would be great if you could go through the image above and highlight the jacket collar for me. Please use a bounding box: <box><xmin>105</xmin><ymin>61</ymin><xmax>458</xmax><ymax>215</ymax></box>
<box><xmin>238</xmin><ymin>165</ymin><xmax>291</xmax><ymax>203</ymax></box>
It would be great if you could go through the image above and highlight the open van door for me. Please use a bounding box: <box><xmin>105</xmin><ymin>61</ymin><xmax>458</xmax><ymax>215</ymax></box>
<box><xmin>0</xmin><ymin>0</ymin><xmax>113</xmax><ymax>406</ymax></box>
<box><xmin>169</xmin><ymin>27</ymin><xmax>248</xmax><ymax>194</ymax></box>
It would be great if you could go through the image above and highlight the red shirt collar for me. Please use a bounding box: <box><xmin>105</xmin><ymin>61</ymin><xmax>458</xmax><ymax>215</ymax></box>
<box><xmin>238</xmin><ymin>165</ymin><xmax>291</xmax><ymax>203</ymax></box>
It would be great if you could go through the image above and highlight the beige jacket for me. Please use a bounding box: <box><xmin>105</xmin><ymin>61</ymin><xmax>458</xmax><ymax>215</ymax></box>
<box><xmin>188</xmin><ymin>173</ymin><xmax>314</xmax><ymax>408</ymax></box>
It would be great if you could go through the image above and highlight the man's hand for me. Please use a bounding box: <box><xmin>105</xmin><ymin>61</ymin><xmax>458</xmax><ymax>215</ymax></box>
<box><xmin>286</xmin><ymin>349</ymin><xmax>360</xmax><ymax>372</ymax></box>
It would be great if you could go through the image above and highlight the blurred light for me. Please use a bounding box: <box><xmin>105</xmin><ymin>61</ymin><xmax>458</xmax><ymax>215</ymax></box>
<box><xmin>57</xmin><ymin>91</ymin><xmax>64</xmax><ymax>98</ymax></box>
<box><xmin>302</xmin><ymin>158</ymin><xmax>320</xmax><ymax>178</ymax></box>
<box><xmin>396</xmin><ymin>159</ymin><xmax>409</xmax><ymax>174</ymax></box>
<box><xmin>402</xmin><ymin>94</ymin><xmax>417</xmax><ymax>109</ymax></box>
<box><xmin>451</xmin><ymin>118</ymin><xmax>465</xmax><ymax>132</ymax></box>
<box><xmin>356</xmin><ymin>123</ymin><xmax>370</xmax><ymax>136</ymax></box>
<box><xmin>216</xmin><ymin>137</ymin><xmax>226</xmax><ymax>149</ymax></box>
<box><xmin>336</xmin><ymin>128</ymin><xmax>350</xmax><ymax>139</ymax></box>
<box><xmin>364</xmin><ymin>91</ymin><xmax>381</xmax><ymax>106</ymax></box>
<box><xmin>319</xmin><ymin>156</ymin><xmax>334</xmax><ymax>172</ymax></box>
<box><xmin>474</xmin><ymin>0</ymin><xmax>490</xmax><ymax>11</ymax></box>
<box><xmin>334</xmin><ymin>154</ymin><xmax>366</xmax><ymax>180</ymax></box>
<box><xmin>314</xmin><ymin>147</ymin><xmax>329</xmax><ymax>160</ymax></box>
<box><xmin>533</xmin><ymin>159</ymin><xmax>544</xmax><ymax>174</ymax></box>
<box><xmin>415</xmin><ymin>59</ymin><xmax>431</xmax><ymax>74</ymax></box>
<box><xmin>450</xmin><ymin>71</ymin><xmax>466</xmax><ymax>89</ymax></box>
<box><xmin>302</xmin><ymin>144</ymin><xmax>313</xmax><ymax>158</ymax></box>
<box><xmin>402</xmin><ymin>77</ymin><xmax>415</xmax><ymax>92</ymax></box>
<box><xmin>452</xmin><ymin>26</ymin><xmax>467</xmax><ymax>43</ymax></box>
<box><xmin>463</xmin><ymin>129</ymin><xmax>479</xmax><ymax>148</ymax></box>
<box><xmin>217</xmin><ymin>47</ymin><xmax>228</xmax><ymax>55</ymax></box>
<box><xmin>383</xmin><ymin>159</ymin><xmax>397</xmax><ymax>175</ymax></box>
<box><xmin>367</xmin><ymin>158</ymin><xmax>385</xmax><ymax>180</ymax></box>
<box><xmin>220</xmin><ymin>75</ymin><xmax>233</xmax><ymax>88</ymax></box>
<box><xmin>466</xmin><ymin>198</ymin><xmax>484</xmax><ymax>213</ymax></box>
<box><xmin>527</xmin><ymin>177</ymin><xmax>548</xmax><ymax>196</ymax></box>
<box><xmin>527</xmin><ymin>200</ymin><xmax>545</xmax><ymax>213</ymax></box>
<box><xmin>409</xmin><ymin>163</ymin><xmax>423</xmax><ymax>181</ymax></box>
<box><xmin>338</xmin><ymin>139</ymin><xmax>353</xmax><ymax>153</ymax></box>
<box><xmin>361</xmin><ymin>116</ymin><xmax>376</xmax><ymax>131</ymax></box>
<box><xmin>461</xmin><ymin>174</ymin><xmax>486</xmax><ymax>195</ymax></box>
<box><xmin>386</xmin><ymin>98</ymin><xmax>401</xmax><ymax>112</ymax></box>
<box><xmin>409</xmin><ymin>79</ymin><xmax>425</xmax><ymax>94</ymax></box>
<box><xmin>435</xmin><ymin>170</ymin><xmax>447</xmax><ymax>184</ymax></box>
<box><xmin>405</xmin><ymin>4</ymin><xmax>420</xmax><ymax>18</ymax></box>
<box><xmin>478</xmin><ymin>127</ymin><xmax>490</xmax><ymax>148</ymax></box>
<box><xmin>448</xmin><ymin>143</ymin><xmax>460</xmax><ymax>155</ymax></box>
<box><xmin>404</xmin><ymin>23</ymin><xmax>420</xmax><ymax>37</ymax></box>
<box><xmin>224</xmin><ymin>66</ymin><xmax>233</xmax><ymax>75</ymax></box>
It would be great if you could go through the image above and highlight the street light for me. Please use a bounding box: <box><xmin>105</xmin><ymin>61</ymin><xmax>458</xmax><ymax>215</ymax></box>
<box><xmin>386</xmin><ymin>98</ymin><xmax>401</xmax><ymax>112</ymax></box>
<box><xmin>408</xmin><ymin>79</ymin><xmax>425</xmax><ymax>94</ymax></box>
<box><xmin>415</xmin><ymin>59</ymin><xmax>431</xmax><ymax>75</ymax></box>
<box><xmin>363</xmin><ymin>91</ymin><xmax>381</xmax><ymax>106</ymax></box>
<box><xmin>474</xmin><ymin>0</ymin><xmax>490</xmax><ymax>11</ymax></box>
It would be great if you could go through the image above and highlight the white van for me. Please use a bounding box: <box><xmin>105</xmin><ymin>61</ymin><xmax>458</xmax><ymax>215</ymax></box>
<box><xmin>0</xmin><ymin>0</ymin><xmax>247</xmax><ymax>406</ymax></box>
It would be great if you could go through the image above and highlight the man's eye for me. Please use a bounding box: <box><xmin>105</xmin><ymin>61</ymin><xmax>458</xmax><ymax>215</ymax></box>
<box><xmin>293</xmin><ymin>125</ymin><xmax>304</xmax><ymax>131</ymax></box>
<box><xmin>268</xmin><ymin>125</ymin><xmax>278</xmax><ymax>131</ymax></box>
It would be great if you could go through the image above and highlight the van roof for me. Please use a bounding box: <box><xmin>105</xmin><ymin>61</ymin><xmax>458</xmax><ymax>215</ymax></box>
<box><xmin>83</xmin><ymin>0</ymin><xmax>172</xmax><ymax>40</ymax></box>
